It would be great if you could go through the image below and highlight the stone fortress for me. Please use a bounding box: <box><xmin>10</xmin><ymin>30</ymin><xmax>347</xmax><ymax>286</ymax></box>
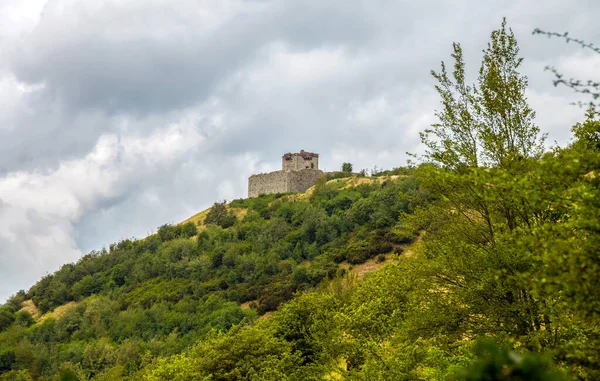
<box><xmin>248</xmin><ymin>150</ymin><xmax>325</xmax><ymax>197</ymax></box>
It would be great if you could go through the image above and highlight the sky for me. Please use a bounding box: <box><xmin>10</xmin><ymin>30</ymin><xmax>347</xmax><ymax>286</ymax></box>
<box><xmin>0</xmin><ymin>0</ymin><xmax>599</xmax><ymax>302</ymax></box>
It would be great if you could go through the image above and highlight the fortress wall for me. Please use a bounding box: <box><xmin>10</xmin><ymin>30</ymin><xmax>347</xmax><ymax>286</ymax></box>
<box><xmin>248</xmin><ymin>171</ymin><xmax>289</xmax><ymax>198</ymax></box>
<box><xmin>288</xmin><ymin>169</ymin><xmax>325</xmax><ymax>193</ymax></box>
<box><xmin>248</xmin><ymin>169</ymin><xmax>325</xmax><ymax>197</ymax></box>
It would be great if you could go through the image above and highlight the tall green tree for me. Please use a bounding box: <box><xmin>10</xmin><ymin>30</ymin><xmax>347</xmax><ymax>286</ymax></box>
<box><xmin>411</xmin><ymin>19</ymin><xmax>552</xmax><ymax>346</ymax></box>
<box><xmin>424</xmin><ymin>18</ymin><xmax>544</xmax><ymax>172</ymax></box>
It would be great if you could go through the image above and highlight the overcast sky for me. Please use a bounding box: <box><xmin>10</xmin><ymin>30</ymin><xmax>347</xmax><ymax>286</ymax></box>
<box><xmin>0</xmin><ymin>0</ymin><xmax>598</xmax><ymax>302</ymax></box>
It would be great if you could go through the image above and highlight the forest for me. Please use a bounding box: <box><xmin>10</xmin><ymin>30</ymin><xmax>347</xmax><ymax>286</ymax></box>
<box><xmin>0</xmin><ymin>20</ymin><xmax>599</xmax><ymax>380</ymax></box>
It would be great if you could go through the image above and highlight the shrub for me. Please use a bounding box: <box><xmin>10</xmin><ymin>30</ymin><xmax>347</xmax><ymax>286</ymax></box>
<box><xmin>345</xmin><ymin>231</ymin><xmax>394</xmax><ymax>264</ymax></box>
<box><xmin>157</xmin><ymin>224</ymin><xmax>182</xmax><ymax>242</ymax></box>
<box><xmin>14</xmin><ymin>310</ymin><xmax>35</xmax><ymax>327</ymax></box>
<box><xmin>204</xmin><ymin>202</ymin><xmax>237</xmax><ymax>228</ymax></box>
<box><xmin>180</xmin><ymin>222</ymin><xmax>197</xmax><ymax>238</ymax></box>
<box><xmin>387</xmin><ymin>225</ymin><xmax>418</xmax><ymax>244</ymax></box>
<box><xmin>324</xmin><ymin>171</ymin><xmax>353</xmax><ymax>181</ymax></box>
<box><xmin>392</xmin><ymin>246</ymin><xmax>404</xmax><ymax>255</ymax></box>
<box><xmin>457</xmin><ymin>341</ymin><xmax>566</xmax><ymax>381</ymax></box>
<box><xmin>0</xmin><ymin>308</ymin><xmax>15</xmax><ymax>332</ymax></box>
<box><xmin>0</xmin><ymin>349</ymin><xmax>15</xmax><ymax>372</ymax></box>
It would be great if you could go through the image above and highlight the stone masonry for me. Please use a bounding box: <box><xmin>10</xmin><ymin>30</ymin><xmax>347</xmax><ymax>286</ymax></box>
<box><xmin>248</xmin><ymin>150</ymin><xmax>324</xmax><ymax>197</ymax></box>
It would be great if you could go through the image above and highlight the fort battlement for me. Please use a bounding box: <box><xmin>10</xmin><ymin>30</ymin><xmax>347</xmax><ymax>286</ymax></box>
<box><xmin>248</xmin><ymin>150</ymin><xmax>324</xmax><ymax>197</ymax></box>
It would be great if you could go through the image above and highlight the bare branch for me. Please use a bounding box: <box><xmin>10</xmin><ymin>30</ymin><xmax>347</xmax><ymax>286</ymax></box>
<box><xmin>533</xmin><ymin>29</ymin><xmax>600</xmax><ymax>107</ymax></box>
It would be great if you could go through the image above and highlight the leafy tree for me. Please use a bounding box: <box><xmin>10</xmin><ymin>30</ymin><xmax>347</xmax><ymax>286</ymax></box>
<box><xmin>424</xmin><ymin>17</ymin><xmax>544</xmax><ymax>171</ymax></box>
<box><xmin>0</xmin><ymin>348</ymin><xmax>15</xmax><ymax>372</ymax></box>
<box><xmin>145</xmin><ymin>325</ymin><xmax>303</xmax><ymax>380</ymax></box>
<box><xmin>157</xmin><ymin>224</ymin><xmax>182</xmax><ymax>242</ymax></box>
<box><xmin>58</xmin><ymin>367</ymin><xmax>79</xmax><ymax>381</ymax></box>
<box><xmin>0</xmin><ymin>369</ymin><xmax>33</xmax><ymax>381</ymax></box>
<box><xmin>341</xmin><ymin>162</ymin><xmax>353</xmax><ymax>173</ymax></box>
<box><xmin>571</xmin><ymin>106</ymin><xmax>600</xmax><ymax>151</ymax></box>
<box><xmin>14</xmin><ymin>310</ymin><xmax>34</xmax><ymax>327</ymax></box>
<box><xmin>456</xmin><ymin>341</ymin><xmax>566</xmax><ymax>381</ymax></box>
<box><xmin>406</xmin><ymin>19</ymin><xmax>559</xmax><ymax>352</ymax></box>
<box><xmin>204</xmin><ymin>202</ymin><xmax>236</xmax><ymax>228</ymax></box>
<box><xmin>0</xmin><ymin>308</ymin><xmax>15</xmax><ymax>332</ymax></box>
<box><xmin>180</xmin><ymin>221</ymin><xmax>197</xmax><ymax>238</ymax></box>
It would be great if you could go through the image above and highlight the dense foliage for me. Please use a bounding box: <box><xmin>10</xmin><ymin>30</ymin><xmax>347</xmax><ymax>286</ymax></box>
<box><xmin>0</xmin><ymin>174</ymin><xmax>425</xmax><ymax>379</ymax></box>
<box><xmin>1</xmin><ymin>19</ymin><xmax>599</xmax><ymax>380</ymax></box>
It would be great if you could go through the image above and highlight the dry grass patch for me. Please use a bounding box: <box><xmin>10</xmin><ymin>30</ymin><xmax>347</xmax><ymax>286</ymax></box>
<box><xmin>180</xmin><ymin>208</ymin><xmax>211</xmax><ymax>229</ymax></box>
<box><xmin>180</xmin><ymin>206</ymin><xmax>248</xmax><ymax>230</ymax></box>
<box><xmin>39</xmin><ymin>301</ymin><xmax>78</xmax><ymax>323</ymax></box>
<box><xmin>339</xmin><ymin>254</ymin><xmax>394</xmax><ymax>280</ymax></box>
<box><xmin>258</xmin><ymin>311</ymin><xmax>273</xmax><ymax>321</ymax></box>
<box><xmin>19</xmin><ymin>300</ymin><xmax>41</xmax><ymax>320</ymax></box>
<box><xmin>240</xmin><ymin>300</ymin><xmax>258</xmax><ymax>310</ymax></box>
<box><xmin>339</xmin><ymin>175</ymin><xmax>403</xmax><ymax>189</ymax></box>
<box><xmin>402</xmin><ymin>233</ymin><xmax>423</xmax><ymax>258</ymax></box>
<box><xmin>338</xmin><ymin>234</ymin><xmax>422</xmax><ymax>279</ymax></box>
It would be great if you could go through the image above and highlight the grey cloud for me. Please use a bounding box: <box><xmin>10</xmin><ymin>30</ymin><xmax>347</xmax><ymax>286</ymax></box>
<box><xmin>8</xmin><ymin>0</ymin><xmax>379</xmax><ymax>115</ymax></box>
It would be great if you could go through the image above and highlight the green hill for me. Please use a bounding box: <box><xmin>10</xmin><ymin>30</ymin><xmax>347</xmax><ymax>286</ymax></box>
<box><xmin>0</xmin><ymin>172</ymin><xmax>430</xmax><ymax>380</ymax></box>
<box><xmin>2</xmin><ymin>20</ymin><xmax>600</xmax><ymax>381</ymax></box>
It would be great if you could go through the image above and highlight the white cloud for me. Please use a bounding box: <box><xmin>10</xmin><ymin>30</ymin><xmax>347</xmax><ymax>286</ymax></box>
<box><xmin>0</xmin><ymin>0</ymin><xmax>47</xmax><ymax>38</ymax></box>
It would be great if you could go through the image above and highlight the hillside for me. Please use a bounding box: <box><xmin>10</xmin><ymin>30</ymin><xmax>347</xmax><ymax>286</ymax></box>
<box><xmin>0</xmin><ymin>172</ymin><xmax>430</xmax><ymax>380</ymax></box>
<box><xmin>1</xmin><ymin>140</ymin><xmax>598</xmax><ymax>381</ymax></box>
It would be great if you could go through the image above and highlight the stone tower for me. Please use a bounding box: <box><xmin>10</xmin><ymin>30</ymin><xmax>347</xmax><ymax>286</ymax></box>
<box><xmin>282</xmin><ymin>150</ymin><xmax>319</xmax><ymax>171</ymax></box>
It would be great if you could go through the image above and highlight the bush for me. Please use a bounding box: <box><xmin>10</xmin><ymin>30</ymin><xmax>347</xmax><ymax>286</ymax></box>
<box><xmin>0</xmin><ymin>349</ymin><xmax>15</xmax><ymax>372</ymax></box>
<box><xmin>157</xmin><ymin>222</ymin><xmax>197</xmax><ymax>242</ymax></box>
<box><xmin>157</xmin><ymin>224</ymin><xmax>182</xmax><ymax>242</ymax></box>
<box><xmin>0</xmin><ymin>308</ymin><xmax>15</xmax><ymax>332</ymax></box>
<box><xmin>387</xmin><ymin>225</ymin><xmax>418</xmax><ymax>244</ymax></box>
<box><xmin>14</xmin><ymin>310</ymin><xmax>35</xmax><ymax>327</ymax></box>
<box><xmin>324</xmin><ymin>171</ymin><xmax>354</xmax><ymax>181</ymax></box>
<box><xmin>457</xmin><ymin>341</ymin><xmax>566</xmax><ymax>381</ymax></box>
<box><xmin>180</xmin><ymin>222</ymin><xmax>197</xmax><ymax>238</ymax></box>
<box><xmin>392</xmin><ymin>246</ymin><xmax>404</xmax><ymax>255</ymax></box>
<box><xmin>345</xmin><ymin>231</ymin><xmax>394</xmax><ymax>264</ymax></box>
<box><xmin>257</xmin><ymin>295</ymin><xmax>283</xmax><ymax>315</ymax></box>
<box><xmin>0</xmin><ymin>369</ymin><xmax>33</xmax><ymax>381</ymax></box>
<box><xmin>204</xmin><ymin>202</ymin><xmax>237</xmax><ymax>228</ymax></box>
